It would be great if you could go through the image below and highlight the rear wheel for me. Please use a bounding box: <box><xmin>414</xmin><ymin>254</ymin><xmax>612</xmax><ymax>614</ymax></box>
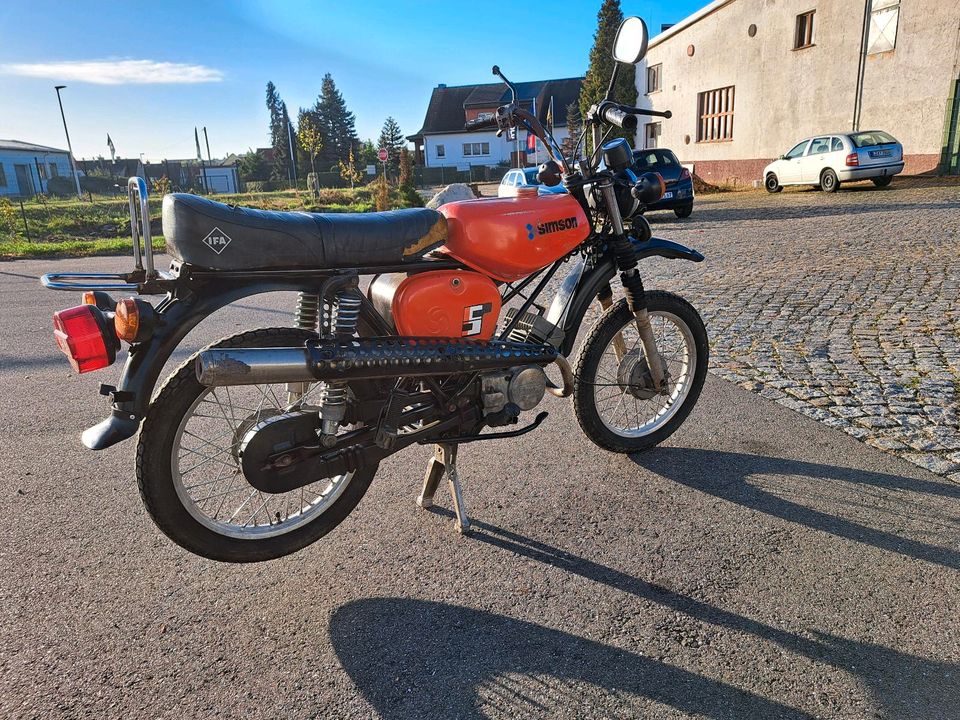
<box><xmin>765</xmin><ymin>173</ymin><xmax>782</xmax><ymax>193</ymax></box>
<box><xmin>674</xmin><ymin>203</ymin><xmax>693</xmax><ymax>219</ymax></box>
<box><xmin>573</xmin><ymin>292</ymin><xmax>708</xmax><ymax>454</ymax></box>
<box><xmin>137</xmin><ymin>328</ymin><xmax>382</xmax><ymax>563</ymax></box>
<box><xmin>872</xmin><ymin>176</ymin><xmax>892</xmax><ymax>188</ymax></box>
<box><xmin>821</xmin><ymin>168</ymin><xmax>840</xmax><ymax>193</ymax></box>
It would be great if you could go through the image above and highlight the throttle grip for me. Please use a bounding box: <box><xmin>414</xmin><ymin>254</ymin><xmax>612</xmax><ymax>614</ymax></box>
<box><xmin>600</xmin><ymin>105</ymin><xmax>639</xmax><ymax>131</ymax></box>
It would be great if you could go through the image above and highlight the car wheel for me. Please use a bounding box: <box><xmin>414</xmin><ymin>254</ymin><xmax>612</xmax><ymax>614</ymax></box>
<box><xmin>871</xmin><ymin>176</ymin><xmax>892</xmax><ymax>188</ymax></box>
<box><xmin>765</xmin><ymin>173</ymin><xmax>782</xmax><ymax>193</ymax></box>
<box><xmin>820</xmin><ymin>169</ymin><xmax>840</xmax><ymax>193</ymax></box>
<box><xmin>674</xmin><ymin>203</ymin><xmax>693</xmax><ymax>219</ymax></box>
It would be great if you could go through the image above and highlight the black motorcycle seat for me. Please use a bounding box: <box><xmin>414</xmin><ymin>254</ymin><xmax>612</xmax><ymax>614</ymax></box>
<box><xmin>162</xmin><ymin>193</ymin><xmax>447</xmax><ymax>270</ymax></box>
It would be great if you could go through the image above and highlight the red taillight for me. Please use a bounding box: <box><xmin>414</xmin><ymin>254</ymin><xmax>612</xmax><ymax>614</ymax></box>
<box><xmin>845</xmin><ymin>153</ymin><xmax>859</xmax><ymax>167</ymax></box>
<box><xmin>52</xmin><ymin>305</ymin><xmax>117</xmax><ymax>373</ymax></box>
<box><xmin>679</xmin><ymin>167</ymin><xmax>691</xmax><ymax>181</ymax></box>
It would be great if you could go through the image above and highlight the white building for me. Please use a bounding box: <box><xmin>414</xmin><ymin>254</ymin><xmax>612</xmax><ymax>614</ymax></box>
<box><xmin>409</xmin><ymin>77</ymin><xmax>583</xmax><ymax>169</ymax></box>
<box><xmin>0</xmin><ymin>140</ymin><xmax>73</xmax><ymax>197</ymax></box>
<box><xmin>634</xmin><ymin>0</ymin><xmax>960</xmax><ymax>185</ymax></box>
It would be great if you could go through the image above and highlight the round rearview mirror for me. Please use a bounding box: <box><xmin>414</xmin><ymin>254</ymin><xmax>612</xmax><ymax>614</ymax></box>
<box><xmin>612</xmin><ymin>16</ymin><xmax>649</xmax><ymax>64</ymax></box>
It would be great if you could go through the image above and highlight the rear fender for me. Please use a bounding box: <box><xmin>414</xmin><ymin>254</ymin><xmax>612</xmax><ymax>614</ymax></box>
<box><xmin>82</xmin><ymin>278</ymin><xmax>333</xmax><ymax>450</ymax></box>
<box><xmin>545</xmin><ymin>236</ymin><xmax>703</xmax><ymax>357</ymax></box>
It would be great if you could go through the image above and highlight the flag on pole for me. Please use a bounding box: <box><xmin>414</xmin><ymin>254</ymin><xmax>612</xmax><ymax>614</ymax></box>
<box><xmin>546</xmin><ymin>96</ymin><xmax>554</xmax><ymax>135</ymax></box>
<box><xmin>106</xmin><ymin>134</ymin><xmax>116</xmax><ymax>162</ymax></box>
<box><xmin>526</xmin><ymin>132</ymin><xmax>537</xmax><ymax>155</ymax></box>
<box><xmin>194</xmin><ymin>127</ymin><xmax>202</xmax><ymax>161</ymax></box>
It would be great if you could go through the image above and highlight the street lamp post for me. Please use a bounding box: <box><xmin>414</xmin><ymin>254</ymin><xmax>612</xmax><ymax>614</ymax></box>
<box><xmin>54</xmin><ymin>85</ymin><xmax>83</xmax><ymax>199</ymax></box>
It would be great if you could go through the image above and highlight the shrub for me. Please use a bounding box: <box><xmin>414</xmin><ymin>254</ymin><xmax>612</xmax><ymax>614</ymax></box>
<box><xmin>46</xmin><ymin>177</ymin><xmax>76</xmax><ymax>197</ymax></box>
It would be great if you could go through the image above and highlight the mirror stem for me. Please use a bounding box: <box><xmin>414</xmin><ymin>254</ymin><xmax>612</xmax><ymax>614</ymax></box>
<box><xmin>604</xmin><ymin>63</ymin><xmax>621</xmax><ymax>102</ymax></box>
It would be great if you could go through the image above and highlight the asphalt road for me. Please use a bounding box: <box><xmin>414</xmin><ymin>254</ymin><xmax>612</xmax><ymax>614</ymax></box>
<box><xmin>1</xmin><ymin>255</ymin><xmax>959</xmax><ymax>719</ymax></box>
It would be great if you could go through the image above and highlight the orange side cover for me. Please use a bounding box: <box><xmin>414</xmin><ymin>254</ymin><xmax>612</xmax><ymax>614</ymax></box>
<box><xmin>392</xmin><ymin>270</ymin><xmax>501</xmax><ymax>340</ymax></box>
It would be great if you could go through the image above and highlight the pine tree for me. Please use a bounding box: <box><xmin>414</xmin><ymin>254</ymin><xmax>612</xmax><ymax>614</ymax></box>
<box><xmin>358</xmin><ymin>139</ymin><xmax>378</xmax><ymax>168</ymax></box>
<box><xmin>562</xmin><ymin>101</ymin><xmax>583</xmax><ymax>160</ymax></box>
<box><xmin>266</xmin><ymin>82</ymin><xmax>293</xmax><ymax>184</ymax></box>
<box><xmin>377</xmin><ymin>117</ymin><xmax>404</xmax><ymax>177</ymax></box>
<box><xmin>578</xmin><ymin>0</ymin><xmax>638</xmax><ymax>151</ymax></box>
<box><xmin>314</xmin><ymin>74</ymin><xmax>359</xmax><ymax>169</ymax></box>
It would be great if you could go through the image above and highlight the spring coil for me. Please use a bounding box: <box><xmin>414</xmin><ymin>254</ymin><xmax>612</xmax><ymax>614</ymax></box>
<box><xmin>318</xmin><ymin>291</ymin><xmax>362</xmax><ymax>440</ymax></box>
<box><xmin>294</xmin><ymin>292</ymin><xmax>321</xmax><ymax>331</ymax></box>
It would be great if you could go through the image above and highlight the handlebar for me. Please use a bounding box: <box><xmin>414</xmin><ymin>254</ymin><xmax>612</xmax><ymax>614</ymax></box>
<box><xmin>464</xmin><ymin>116</ymin><xmax>498</xmax><ymax>131</ymax></box>
<box><xmin>600</xmin><ymin>105</ymin><xmax>639</xmax><ymax>131</ymax></box>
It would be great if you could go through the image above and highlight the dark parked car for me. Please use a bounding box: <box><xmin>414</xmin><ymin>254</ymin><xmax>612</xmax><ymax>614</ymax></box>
<box><xmin>632</xmin><ymin>148</ymin><xmax>694</xmax><ymax>218</ymax></box>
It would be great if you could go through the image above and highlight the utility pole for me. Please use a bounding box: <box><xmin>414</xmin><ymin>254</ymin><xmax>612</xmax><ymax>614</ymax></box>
<box><xmin>203</xmin><ymin>127</ymin><xmax>214</xmax><ymax>192</ymax></box>
<box><xmin>286</xmin><ymin>120</ymin><xmax>298</xmax><ymax>188</ymax></box>
<box><xmin>54</xmin><ymin>85</ymin><xmax>82</xmax><ymax>199</ymax></box>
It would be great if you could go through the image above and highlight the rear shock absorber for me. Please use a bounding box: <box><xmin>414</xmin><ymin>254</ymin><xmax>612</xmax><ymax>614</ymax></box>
<box><xmin>294</xmin><ymin>292</ymin><xmax>321</xmax><ymax>331</ymax></box>
<box><xmin>317</xmin><ymin>290</ymin><xmax>361</xmax><ymax>445</ymax></box>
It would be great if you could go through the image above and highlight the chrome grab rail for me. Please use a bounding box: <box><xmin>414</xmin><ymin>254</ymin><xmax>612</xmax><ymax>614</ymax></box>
<box><xmin>127</xmin><ymin>176</ymin><xmax>155</xmax><ymax>277</ymax></box>
<box><xmin>39</xmin><ymin>176</ymin><xmax>160</xmax><ymax>292</ymax></box>
<box><xmin>41</xmin><ymin>272</ymin><xmax>140</xmax><ymax>291</ymax></box>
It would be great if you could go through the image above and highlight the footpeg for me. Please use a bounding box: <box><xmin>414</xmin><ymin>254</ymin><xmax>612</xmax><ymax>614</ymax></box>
<box><xmin>417</xmin><ymin>443</ymin><xmax>471</xmax><ymax>534</ymax></box>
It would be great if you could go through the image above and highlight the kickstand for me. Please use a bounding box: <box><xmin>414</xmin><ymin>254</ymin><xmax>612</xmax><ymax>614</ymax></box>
<box><xmin>417</xmin><ymin>443</ymin><xmax>471</xmax><ymax>534</ymax></box>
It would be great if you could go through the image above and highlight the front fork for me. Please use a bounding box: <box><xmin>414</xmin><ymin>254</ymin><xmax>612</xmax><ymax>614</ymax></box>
<box><xmin>597</xmin><ymin>180</ymin><xmax>667</xmax><ymax>390</ymax></box>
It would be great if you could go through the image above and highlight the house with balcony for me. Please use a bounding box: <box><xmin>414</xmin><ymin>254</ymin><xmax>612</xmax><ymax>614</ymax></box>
<box><xmin>408</xmin><ymin>76</ymin><xmax>583</xmax><ymax>170</ymax></box>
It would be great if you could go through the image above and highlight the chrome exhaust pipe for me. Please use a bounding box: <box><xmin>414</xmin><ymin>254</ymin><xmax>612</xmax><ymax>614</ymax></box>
<box><xmin>196</xmin><ymin>338</ymin><xmax>561</xmax><ymax>388</ymax></box>
<box><xmin>196</xmin><ymin>347</ymin><xmax>314</xmax><ymax>387</ymax></box>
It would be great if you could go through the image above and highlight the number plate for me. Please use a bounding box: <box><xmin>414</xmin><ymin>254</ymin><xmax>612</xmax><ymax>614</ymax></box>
<box><xmin>662</xmin><ymin>191</ymin><xmax>674</xmax><ymax>199</ymax></box>
<box><xmin>870</xmin><ymin>149</ymin><xmax>891</xmax><ymax>158</ymax></box>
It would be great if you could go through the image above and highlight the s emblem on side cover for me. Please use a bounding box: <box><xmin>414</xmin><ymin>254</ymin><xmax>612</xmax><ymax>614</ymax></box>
<box><xmin>202</xmin><ymin>227</ymin><xmax>232</xmax><ymax>254</ymax></box>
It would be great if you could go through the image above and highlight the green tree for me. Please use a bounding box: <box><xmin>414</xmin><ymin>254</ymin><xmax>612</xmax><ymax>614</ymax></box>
<box><xmin>377</xmin><ymin>116</ymin><xmax>404</xmax><ymax>177</ymax></box>
<box><xmin>314</xmin><ymin>73</ymin><xmax>358</xmax><ymax>168</ymax></box>
<box><xmin>338</xmin><ymin>146</ymin><xmax>363</xmax><ymax>189</ymax></box>
<box><xmin>578</xmin><ymin>0</ymin><xmax>638</xmax><ymax>152</ymax></box>
<box><xmin>238</xmin><ymin>148</ymin><xmax>269</xmax><ymax>181</ymax></box>
<box><xmin>297</xmin><ymin>110</ymin><xmax>324</xmax><ymax>177</ymax></box>
<box><xmin>561</xmin><ymin>101</ymin><xmax>584</xmax><ymax>160</ymax></box>
<box><xmin>397</xmin><ymin>147</ymin><xmax>423</xmax><ymax>207</ymax></box>
<box><xmin>358</xmin><ymin>139</ymin><xmax>378</xmax><ymax>168</ymax></box>
<box><xmin>266</xmin><ymin>81</ymin><xmax>294</xmax><ymax>184</ymax></box>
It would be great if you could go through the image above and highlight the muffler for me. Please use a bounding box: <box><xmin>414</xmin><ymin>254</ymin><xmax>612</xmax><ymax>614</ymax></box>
<box><xmin>196</xmin><ymin>337</ymin><xmax>560</xmax><ymax>387</ymax></box>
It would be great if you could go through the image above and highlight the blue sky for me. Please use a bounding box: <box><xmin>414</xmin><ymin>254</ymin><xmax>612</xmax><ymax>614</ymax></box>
<box><xmin>1</xmin><ymin>0</ymin><xmax>704</xmax><ymax>161</ymax></box>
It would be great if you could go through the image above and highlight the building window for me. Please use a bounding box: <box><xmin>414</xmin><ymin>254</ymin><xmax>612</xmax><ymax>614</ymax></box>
<box><xmin>49</xmin><ymin>163</ymin><xmax>59</xmax><ymax>178</ymax></box>
<box><xmin>37</xmin><ymin>163</ymin><xmax>47</xmax><ymax>180</ymax></box>
<box><xmin>868</xmin><ymin>0</ymin><xmax>899</xmax><ymax>54</ymax></box>
<box><xmin>462</xmin><ymin>142</ymin><xmax>490</xmax><ymax>157</ymax></box>
<box><xmin>0</xmin><ymin>164</ymin><xmax>6</xmax><ymax>187</ymax></box>
<box><xmin>436</xmin><ymin>144</ymin><xmax>445</xmax><ymax>158</ymax></box>
<box><xmin>696</xmin><ymin>86</ymin><xmax>735</xmax><ymax>142</ymax></box>
<box><xmin>645</xmin><ymin>122</ymin><xmax>661</xmax><ymax>149</ymax></box>
<box><xmin>794</xmin><ymin>10</ymin><xmax>815</xmax><ymax>49</ymax></box>
<box><xmin>647</xmin><ymin>64</ymin><xmax>662</xmax><ymax>94</ymax></box>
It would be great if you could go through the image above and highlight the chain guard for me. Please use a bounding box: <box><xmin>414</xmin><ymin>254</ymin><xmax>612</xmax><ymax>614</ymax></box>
<box><xmin>239</xmin><ymin>411</ymin><xmax>321</xmax><ymax>493</ymax></box>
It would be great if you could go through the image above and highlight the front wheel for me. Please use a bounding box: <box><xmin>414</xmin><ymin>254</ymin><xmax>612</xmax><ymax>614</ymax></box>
<box><xmin>765</xmin><ymin>173</ymin><xmax>782</xmax><ymax>193</ymax></box>
<box><xmin>573</xmin><ymin>292</ymin><xmax>708</xmax><ymax>454</ymax></box>
<box><xmin>136</xmin><ymin>327</ymin><xmax>381</xmax><ymax>563</ymax></box>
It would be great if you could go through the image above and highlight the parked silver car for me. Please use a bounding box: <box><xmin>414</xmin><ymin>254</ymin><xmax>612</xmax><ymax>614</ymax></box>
<box><xmin>497</xmin><ymin>167</ymin><xmax>567</xmax><ymax>197</ymax></box>
<box><xmin>763</xmin><ymin>131</ymin><xmax>904</xmax><ymax>193</ymax></box>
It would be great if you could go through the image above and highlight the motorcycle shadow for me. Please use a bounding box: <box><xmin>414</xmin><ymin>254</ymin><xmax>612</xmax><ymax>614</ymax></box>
<box><xmin>331</xmin><ymin>514</ymin><xmax>959</xmax><ymax>719</ymax></box>
<box><xmin>330</xmin><ymin>595</ymin><xmax>809</xmax><ymax>720</ymax></box>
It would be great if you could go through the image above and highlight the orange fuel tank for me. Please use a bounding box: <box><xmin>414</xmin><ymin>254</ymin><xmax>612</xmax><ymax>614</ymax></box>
<box><xmin>389</xmin><ymin>269</ymin><xmax>501</xmax><ymax>340</ymax></box>
<box><xmin>439</xmin><ymin>193</ymin><xmax>590</xmax><ymax>282</ymax></box>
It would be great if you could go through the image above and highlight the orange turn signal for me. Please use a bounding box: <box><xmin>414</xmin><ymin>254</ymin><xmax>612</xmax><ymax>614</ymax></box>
<box><xmin>114</xmin><ymin>298</ymin><xmax>154</xmax><ymax>344</ymax></box>
<box><xmin>82</xmin><ymin>291</ymin><xmax>97</xmax><ymax>305</ymax></box>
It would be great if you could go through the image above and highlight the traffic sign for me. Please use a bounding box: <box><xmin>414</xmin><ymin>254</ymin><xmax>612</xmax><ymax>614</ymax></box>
<box><xmin>377</xmin><ymin>148</ymin><xmax>388</xmax><ymax>162</ymax></box>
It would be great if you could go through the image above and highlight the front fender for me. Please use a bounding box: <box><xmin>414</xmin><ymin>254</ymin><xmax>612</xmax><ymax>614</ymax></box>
<box><xmin>545</xmin><ymin>236</ymin><xmax>703</xmax><ymax>357</ymax></box>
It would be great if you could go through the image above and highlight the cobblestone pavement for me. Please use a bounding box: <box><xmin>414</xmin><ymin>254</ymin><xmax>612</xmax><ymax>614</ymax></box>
<box><xmin>635</xmin><ymin>178</ymin><xmax>960</xmax><ymax>480</ymax></box>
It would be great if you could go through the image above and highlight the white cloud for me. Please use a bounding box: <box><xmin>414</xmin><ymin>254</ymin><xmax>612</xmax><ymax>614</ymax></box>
<box><xmin>0</xmin><ymin>59</ymin><xmax>224</xmax><ymax>85</ymax></box>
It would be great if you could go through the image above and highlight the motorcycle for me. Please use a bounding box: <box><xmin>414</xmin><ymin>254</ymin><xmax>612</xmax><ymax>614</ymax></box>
<box><xmin>42</xmin><ymin>16</ymin><xmax>707</xmax><ymax>562</ymax></box>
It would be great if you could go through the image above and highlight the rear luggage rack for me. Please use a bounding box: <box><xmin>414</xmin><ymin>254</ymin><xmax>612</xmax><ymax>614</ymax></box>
<box><xmin>41</xmin><ymin>177</ymin><xmax>173</xmax><ymax>293</ymax></box>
